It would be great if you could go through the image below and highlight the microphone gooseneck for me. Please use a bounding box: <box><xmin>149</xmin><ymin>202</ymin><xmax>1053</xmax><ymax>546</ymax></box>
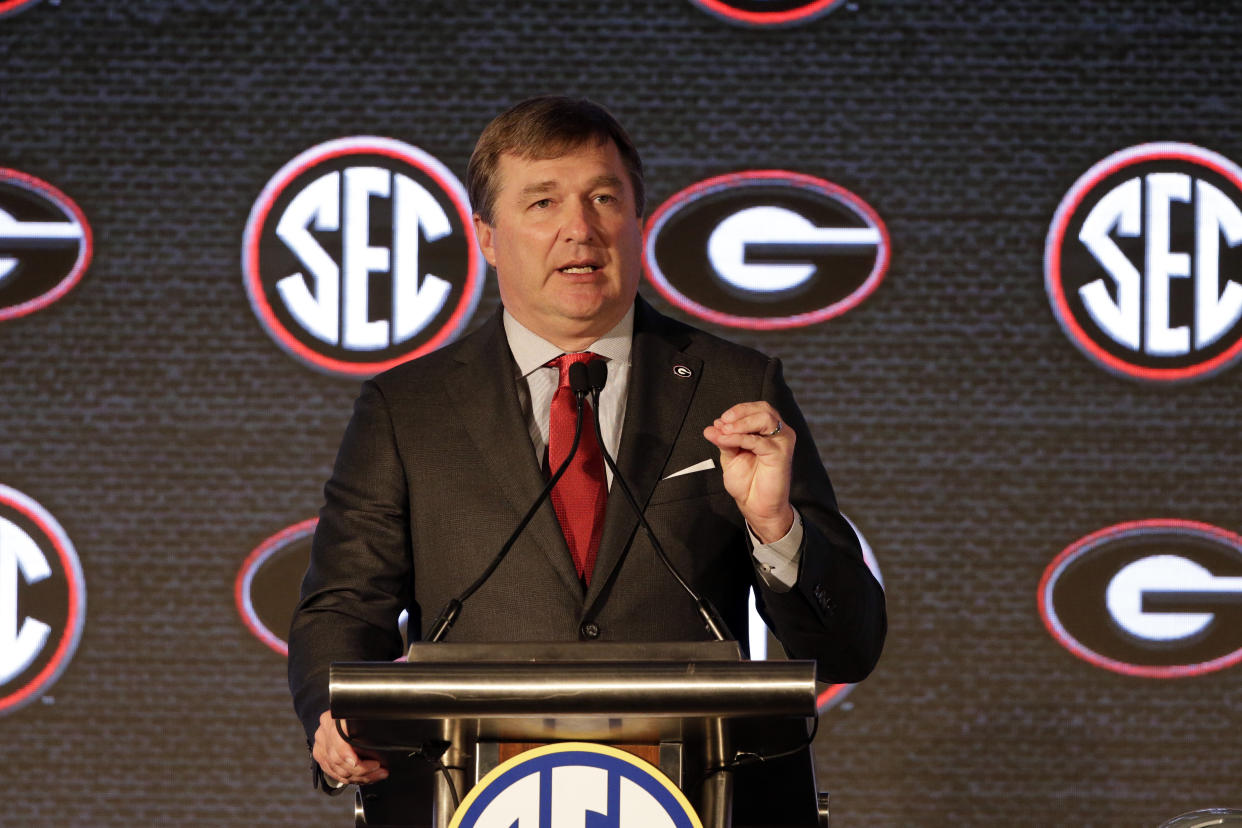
<box><xmin>586</xmin><ymin>361</ymin><xmax>732</xmax><ymax>642</ymax></box>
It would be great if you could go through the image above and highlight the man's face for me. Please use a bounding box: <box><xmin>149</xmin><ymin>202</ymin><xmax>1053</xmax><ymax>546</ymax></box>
<box><xmin>473</xmin><ymin>140</ymin><xmax>643</xmax><ymax>349</ymax></box>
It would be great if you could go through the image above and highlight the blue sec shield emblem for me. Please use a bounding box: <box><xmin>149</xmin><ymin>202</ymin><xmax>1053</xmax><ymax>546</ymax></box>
<box><xmin>450</xmin><ymin>742</ymin><xmax>703</xmax><ymax>828</ymax></box>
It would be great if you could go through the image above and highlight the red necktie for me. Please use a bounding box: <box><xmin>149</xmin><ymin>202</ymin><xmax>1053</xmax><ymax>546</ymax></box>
<box><xmin>547</xmin><ymin>352</ymin><xmax>607</xmax><ymax>585</ymax></box>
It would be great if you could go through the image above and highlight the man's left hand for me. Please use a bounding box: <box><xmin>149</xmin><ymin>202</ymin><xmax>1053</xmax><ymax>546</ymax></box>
<box><xmin>703</xmin><ymin>401</ymin><xmax>796</xmax><ymax>544</ymax></box>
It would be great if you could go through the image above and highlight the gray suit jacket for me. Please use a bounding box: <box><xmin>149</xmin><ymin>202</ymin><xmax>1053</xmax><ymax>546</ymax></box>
<box><xmin>288</xmin><ymin>297</ymin><xmax>886</xmax><ymax>739</ymax></box>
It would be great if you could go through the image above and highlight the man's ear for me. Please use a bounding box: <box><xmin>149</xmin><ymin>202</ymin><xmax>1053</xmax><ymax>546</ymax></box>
<box><xmin>473</xmin><ymin>214</ymin><xmax>496</xmax><ymax>268</ymax></box>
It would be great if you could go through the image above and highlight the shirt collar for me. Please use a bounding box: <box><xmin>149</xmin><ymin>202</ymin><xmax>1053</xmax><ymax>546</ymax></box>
<box><xmin>503</xmin><ymin>305</ymin><xmax>635</xmax><ymax>378</ymax></box>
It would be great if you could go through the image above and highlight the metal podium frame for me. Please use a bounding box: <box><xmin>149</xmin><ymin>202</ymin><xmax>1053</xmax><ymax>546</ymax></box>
<box><xmin>329</xmin><ymin>640</ymin><xmax>823</xmax><ymax>828</ymax></box>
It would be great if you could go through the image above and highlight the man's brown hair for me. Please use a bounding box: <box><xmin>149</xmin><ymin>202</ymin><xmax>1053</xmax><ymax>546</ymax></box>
<box><xmin>467</xmin><ymin>95</ymin><xmax>645</xmax><ymax>225</ymax></box>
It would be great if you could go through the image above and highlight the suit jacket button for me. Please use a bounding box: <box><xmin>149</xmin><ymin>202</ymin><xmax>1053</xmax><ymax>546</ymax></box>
<box><xmin>580</xmin><ymin>622</ymin><xmax>601</xmax><ymax>640</ymax></box>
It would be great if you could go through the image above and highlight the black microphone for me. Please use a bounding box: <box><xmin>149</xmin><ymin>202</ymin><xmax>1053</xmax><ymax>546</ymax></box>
<box><xmin>568</xmin><ymin>360</ymin><xmax>592</xmax><ymax>397</ymax></box>
<box><xmin>586</xmin><ymin>358</ymin><xmax>607</xmax><ymax>397</ymax></box>
<box><xmin>585</xmin><ymin>361</ymin><xmax>732</xmax><ymax>642</ymax></box>
<box><xmin>424</xmin><ymin>361</ymin><xmax>592</xmax><ymax>643</ymax></box>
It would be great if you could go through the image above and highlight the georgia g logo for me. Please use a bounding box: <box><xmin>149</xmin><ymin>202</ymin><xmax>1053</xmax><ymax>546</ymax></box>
<box><xmin>0</xmin><ymin>484</ymin><xmax>86</xmax><ymax>714</ymax></box>
<box><xmin>451</xmin><ymin>743</ymin><xmax>702</xmax><ymax>828</ymax></box>
<box><xmin>0</xmin><ymin>169</ymin><xmax>92</xmax><ymax>322</ymax></box>
<box><xmin>243</xmin><ymin>137</ymin><xmax>485</xmax><ymax>377</ymax></box>
<box><xmin>1046</xmin><ymin>143</ymin><xmax>1242</xmax><ymax>382</ymax></box>
<box><xmin>1039</xmin><ymin>519</ymin><xmax>1242</xmax><ymax>678</ymax></box>
<box><xmin>644</xmin><ymin>171</ymin><xmax>888</xmax><ymax>330</ymax></box>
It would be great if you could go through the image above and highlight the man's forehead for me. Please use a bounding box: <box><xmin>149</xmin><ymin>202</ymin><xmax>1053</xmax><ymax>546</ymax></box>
<box><xmin>496</xmin><ymin>141</ymin><xmax>626</xmax><ymax>186</ymax></box>
<box><xmin>509</xmin><ymin>133</ymin><xmax>612</xmax><ymax>164</ymax></box>
<box><xmin>496</xmin><ymin>142</ymin><xmax>621</xmax><ymax>178</ymax></box>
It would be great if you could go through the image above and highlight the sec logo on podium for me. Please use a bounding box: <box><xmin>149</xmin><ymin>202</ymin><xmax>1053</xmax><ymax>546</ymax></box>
<box><xmin>450</xmin><ymin>742</ymin><xmax>703</xmax><ymax>828</ymax></box>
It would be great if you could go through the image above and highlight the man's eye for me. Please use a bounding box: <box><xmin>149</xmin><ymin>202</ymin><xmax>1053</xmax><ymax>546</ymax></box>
<box><xmin>594</xmin><ymin>194</ymin><xmax>616</xmax><ymax>204</ymax></box>
<box><xmin>531</xmin><ymin>198</ymin><xmax>552</xmax><ymax>209</ymax></box>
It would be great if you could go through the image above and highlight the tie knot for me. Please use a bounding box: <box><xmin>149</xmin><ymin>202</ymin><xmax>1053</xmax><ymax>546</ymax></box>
<box><xmin>550</xmin><ymin>352</ymin><xmax>599</xmax><ymax>389</ymax></box>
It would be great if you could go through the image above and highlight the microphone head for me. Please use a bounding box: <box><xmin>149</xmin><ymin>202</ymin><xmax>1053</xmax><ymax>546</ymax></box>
<box><xmin>587</xmin><ymin>358</ymin><xmax>607</xmax><ymax>392</ymax></box>
<box><xmin>568</xmin><ymin>361</ymin><xmax>591</xmax><ymax>396</ymax></box>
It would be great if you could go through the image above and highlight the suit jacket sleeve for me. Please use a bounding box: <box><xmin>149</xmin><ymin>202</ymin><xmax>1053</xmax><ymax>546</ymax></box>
<box><xmin>750</xmin><ymin>356</ymin><xmax>886</xmax><ymax>684</ymax></box>
<box><xmin>287</xmin><ymin>379</ymin><xmax>411</xmax><ymax>740</ymax></box>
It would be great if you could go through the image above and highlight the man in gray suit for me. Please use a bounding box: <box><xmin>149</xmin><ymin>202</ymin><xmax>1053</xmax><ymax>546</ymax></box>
<box><xmin>288</xmin><ymin>96</ymin><xmax>886</xmax><ymax>789</ymax></box>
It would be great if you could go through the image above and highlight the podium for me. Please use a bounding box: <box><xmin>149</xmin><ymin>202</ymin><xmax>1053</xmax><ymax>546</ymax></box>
<box><xmin>330</xmin><ymin>641</ymin><xmax>827</xmax><ymax>828</ymax></box>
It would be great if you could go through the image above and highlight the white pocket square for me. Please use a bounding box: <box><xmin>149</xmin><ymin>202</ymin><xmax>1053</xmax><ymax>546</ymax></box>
<box><xmin>662</xmin><ymin>458</ymin><xmax>715</xmax><ymax>480</ymax></box>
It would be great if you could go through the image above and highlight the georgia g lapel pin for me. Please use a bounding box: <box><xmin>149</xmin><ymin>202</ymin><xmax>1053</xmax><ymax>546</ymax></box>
<box><xmin>672</xmin><ymin>365</ymin><xmax>693</xmax><ymax>378</ymax></box>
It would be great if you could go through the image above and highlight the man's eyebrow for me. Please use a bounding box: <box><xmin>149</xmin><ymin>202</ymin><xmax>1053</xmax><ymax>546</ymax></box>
<box><xmin>516</xmin><ymin>175</ymin><xmax>624</xmax><ymax>199</ymax></box>
<box><xmin>518</xmin><ymin>180</ymin><xmax>558</xmax><ymax>198</ymax></box>
<box><xmin>590</xmin><ymin>174</ymin><xmax>624</xmax><ymax>190</ymax></box>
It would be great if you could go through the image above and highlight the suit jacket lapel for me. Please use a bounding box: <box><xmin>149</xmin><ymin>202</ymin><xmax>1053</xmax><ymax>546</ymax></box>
<box><xmin>445</xmin><ymin>311</ymin><xmax>584</xmax><ymax>599</ymax></box>
<box><xmin>584</xmin><ymin>300</ymin><xmax>702</xmax><ymax>609</ymax></box>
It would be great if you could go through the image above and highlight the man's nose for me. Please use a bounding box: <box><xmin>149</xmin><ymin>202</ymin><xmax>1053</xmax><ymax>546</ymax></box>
<box><xmin>561</xmin><ymin>199</ymin><xmax>598</xmax><ymax>243</ymax></box>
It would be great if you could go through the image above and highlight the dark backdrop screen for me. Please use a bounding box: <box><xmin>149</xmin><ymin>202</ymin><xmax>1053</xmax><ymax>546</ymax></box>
<box><xmin>2</xmin><ymin>2</ymin><xmax>1240</xmax><ymax>825</ymax></box>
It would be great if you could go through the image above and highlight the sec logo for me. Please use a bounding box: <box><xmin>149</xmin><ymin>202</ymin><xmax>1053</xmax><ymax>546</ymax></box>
<box><xmin>1046</xmin><ymin>143</ymin><xmax>1242</xmax><ymax>382</ymax></box>
<box><xmin>0</xmin><ymin>484</ymin><xmax>86</xmax><ymax>715</ymax></box>
<box><xmin>243</xmin><ymin>137</ymin><xmax>485</xmax><ymax>377</ymax></box>
<box><xmin>1039</xmin><ymin>519</ymin><xmax>1242</xmax><ymax>678</ymax></box>
<box><xmin>644</xmin><ymin>170</ymin><xmax>888</xmax><ymax>330</ymax></box>
<box><xmin>451</xmin><ymin>743</ymin><xmax>702</xmax><ymax>828</ymax></box>
<box><xmin>0</xmin><ymin>169</ymin><xmax>92</xmax><ymax>322</ymax></box>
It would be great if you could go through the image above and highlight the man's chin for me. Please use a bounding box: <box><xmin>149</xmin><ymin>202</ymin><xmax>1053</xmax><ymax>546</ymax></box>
<box><xmin>528</xmin><ymin>300</ymin><xmax>626</xmax><ymax>343</ymax></box>
<box><xmin>555</xmin><ymin>292</ymin><xmax>629</xmax><ymax>322</ymax></box>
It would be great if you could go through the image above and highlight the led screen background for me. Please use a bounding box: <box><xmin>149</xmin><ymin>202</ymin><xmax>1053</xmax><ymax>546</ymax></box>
<box><xmin>1</xmin><ymin>1</ymin><xmax>1240</xmax><ymax>825</ymax></box>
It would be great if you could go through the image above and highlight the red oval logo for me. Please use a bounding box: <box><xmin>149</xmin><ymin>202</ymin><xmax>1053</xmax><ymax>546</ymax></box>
<box><xmin>0</xmin><ymin>0</ymin><xmax>44</xmax><ymax>18</ymax></box>
<box><xmin>643</xmin><ymin>170</ymin><xmax>888</xmax><ymax>330</ymax></box>
<box><xmin>1039</xmin><ymin>519</ymin><xmax>1242</xmax><ymax>678</ymax></box>
<box><xmin>1045</xmin><ymin>143</ymin><xmax>1242</xmax><ymax>382</ymax></box>
<box><xmin>242</xmin><ymin>137</ymin><xmax>484</xmax><ymax>377</ymax></box>
<box><xmin>0</xmin><ymin>484</ymin><xmax>86</xmax><ymax>715</ymax></box>
<box><xmin>688</xmin><ymin>0</ymin><xmax>849</xmax><ymax>27</ymax></box>
<box><xmin>235</xmin><ymin>519</ymin><xmax>317</xmax><ymax>656</ymax></box>
<box><xmin>0</xmin><ymin>169</ymin><xmax>92</xmax><ymax>322</ymax></box>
